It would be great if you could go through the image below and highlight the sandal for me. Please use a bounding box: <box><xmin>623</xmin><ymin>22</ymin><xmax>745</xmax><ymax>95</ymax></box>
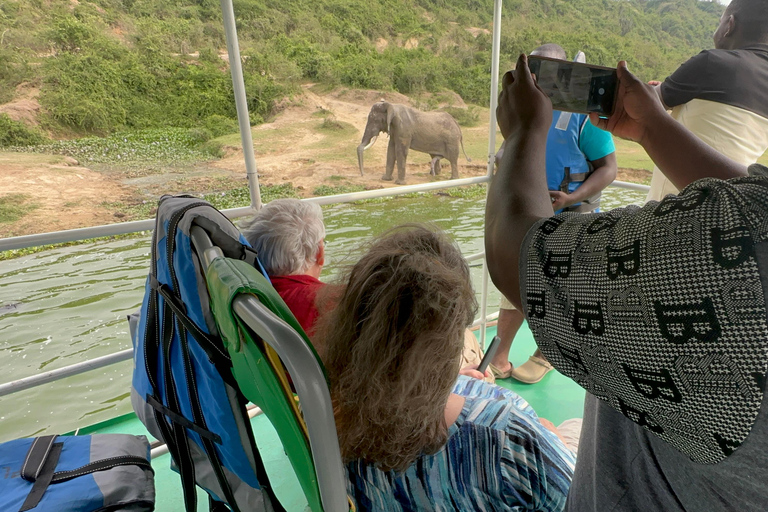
<box><xmin>489</xmin><ymin>362</ymin><xmax>514</xmax><ymax>380</ymax></box>
<box><xmin>509</xmin><ymin>355</ymin><xmax>554</xmax><ymax>384</ymax></box>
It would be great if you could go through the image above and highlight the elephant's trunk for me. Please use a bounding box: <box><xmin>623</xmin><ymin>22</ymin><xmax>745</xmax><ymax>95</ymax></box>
<box><xmin>357</xmin><ymin>135</ymin><xmax>378</xmax><ymax>176</ymax></box>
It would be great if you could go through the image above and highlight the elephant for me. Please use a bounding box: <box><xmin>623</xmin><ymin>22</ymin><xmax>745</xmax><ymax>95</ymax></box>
<box><xmin>357</xmin><ymin>101</ymin><xmax>471</xmax><ymax>185</ymax></box>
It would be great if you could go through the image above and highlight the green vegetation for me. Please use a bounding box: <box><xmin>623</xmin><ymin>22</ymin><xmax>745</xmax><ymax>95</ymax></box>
<box><xmin>202</xmin><ymin>183</ymin><xmax>301</xmax><ymax>210</ymax></box>
<box><xmin>443</xmin><ymin>184</ymin><xmax>486</xmax><ymax>199</ymax></box>
<box><xmin>443</xmin><ymin>106</ymin><xmax>480</xmax><ymax>128</ymax></box>
<box><xmin>0</xmin><ymin>0</ymin><xmax>724</xmax><ymax>136</ymax></box>
<box><xmin>319</xmin><ymin>116</ymin><xmax>346</xmax><ymax>131</ymax></box>
<box><xmin>614</xmin><ymin>138</ymin><xmax>654</xmax><ymax>171</ymax></box>
<box><xmin>0</xmin><ymin>194</ymin><xmax>39</xmax><ymax>223</ymax></box>
<box><xmin>21</xmin><ymin>128</ymin><xmax>221</xmax><ymax>165</ymax></box>
<box><xmin>0</xmin><ymin>232</ymin><xmax>148</xmax><ymax>261</ymax></box>
<box><xmin>0</xmin><ymin>115</ymin><xmax>46</xmax><ymax>147</ymax></box>
<box><xmin>313</xmin><ymin>184</ymin><xmax>366</xmax><ymax>196</ymax></box>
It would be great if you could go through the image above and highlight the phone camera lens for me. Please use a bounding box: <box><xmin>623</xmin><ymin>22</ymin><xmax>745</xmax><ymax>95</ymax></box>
<box><xmin>598</xmin><ymin>87</ymin><xmax>605</xmax><ymax>95</ymax></box>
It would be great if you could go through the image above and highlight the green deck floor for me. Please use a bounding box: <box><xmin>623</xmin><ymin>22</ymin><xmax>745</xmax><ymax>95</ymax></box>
<box><xmin>90</xmin><ymin>321</ymin><xmax>585</xmax><ymax>511</ymax></box>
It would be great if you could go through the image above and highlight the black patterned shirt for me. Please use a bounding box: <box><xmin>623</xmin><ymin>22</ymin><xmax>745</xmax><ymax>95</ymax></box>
<box><xmin>520</xmin><ymin>165</ymin><xmax>768</xmax><ymax>510</ymax></box>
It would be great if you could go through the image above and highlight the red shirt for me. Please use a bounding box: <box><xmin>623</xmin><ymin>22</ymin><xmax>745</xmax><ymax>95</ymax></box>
<box><xmin>269</xmin><ymin>274</ymin><xmax>325</xmax><ymax>337</ymax></box>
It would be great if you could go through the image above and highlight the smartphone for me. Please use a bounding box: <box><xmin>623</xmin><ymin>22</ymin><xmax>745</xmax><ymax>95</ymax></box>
<box><xmin>527</xmin><ymin>55</ymin><xmax>618</xmax><ymax>117</ymax></box>
<box><xmin>477</xmin><ymin>335</ymin><xmax>502</xmax><ymax>375</ymax></box>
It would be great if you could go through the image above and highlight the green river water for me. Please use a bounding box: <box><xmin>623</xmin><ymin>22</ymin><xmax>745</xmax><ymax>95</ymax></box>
<box><xmin>0</xmin><ymin>187</ymin><xmax>646</xmax><ymax>442</ymax></box>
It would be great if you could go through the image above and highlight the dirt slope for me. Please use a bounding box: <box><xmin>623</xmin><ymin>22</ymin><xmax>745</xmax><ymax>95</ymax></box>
<box><xmin>212</xmin><ymin>84</ymin><xmax>488</xmax><ymax>192</ymax></box>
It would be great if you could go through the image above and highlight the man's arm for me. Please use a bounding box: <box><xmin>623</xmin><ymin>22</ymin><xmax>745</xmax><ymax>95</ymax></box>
<box><xmin>486</xmin><ymin>55</ymin><xmax>554</xmax><ymax>309</ymax></box>
<box><xmin>549</xmin><ymin>152</ymin><xmax>618</xmax><ymax>211</ymax></box>
<box><xmin>658</xmin><ymin>50</ymin><xmax>710</xmax><ymax>109</ymax></box>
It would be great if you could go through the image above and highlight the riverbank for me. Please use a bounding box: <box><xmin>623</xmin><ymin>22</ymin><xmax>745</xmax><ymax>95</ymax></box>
<box><xmin>0</xmin><ymin>84</ymin><xmax>663</xmax><ymax>240</ymax></box>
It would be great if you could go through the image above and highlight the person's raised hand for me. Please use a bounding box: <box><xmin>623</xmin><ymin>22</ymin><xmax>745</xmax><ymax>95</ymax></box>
<box><xmin>589</xmin><ymin>62</ymin><xmax>667</xmax><ymax>143</ymax></box>
<box><xmin>497</xmin><ymin>53</ymin><xmax>552</xmax><ymax>140</ymax></box>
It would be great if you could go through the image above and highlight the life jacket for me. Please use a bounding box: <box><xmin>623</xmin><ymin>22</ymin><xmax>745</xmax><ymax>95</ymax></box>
<box><xmin>129</xmin><ymin>195</ymin><xmax>282</xmax><ymax>512</ymax></box>
<box><xmin>545</xmin><ymin>111</ymin><xmax>600</xmax><ymax>213</ymax></box>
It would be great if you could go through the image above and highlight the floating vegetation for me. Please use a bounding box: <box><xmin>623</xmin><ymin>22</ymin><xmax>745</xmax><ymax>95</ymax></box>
<box><xmin>19</xmin><ymin>129</ymin><xmax>220</xmax><ymax>166</ymax></box>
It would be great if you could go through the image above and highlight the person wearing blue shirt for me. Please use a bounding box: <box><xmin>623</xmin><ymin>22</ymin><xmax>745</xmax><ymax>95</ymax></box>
<box><xmin>490</xmin><ymin>44</ymin><xmax>618</xmax><ymax>383</ymax></box>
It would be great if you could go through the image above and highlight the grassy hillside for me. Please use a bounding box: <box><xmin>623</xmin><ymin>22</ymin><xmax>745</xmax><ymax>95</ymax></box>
<box><xmin>0</xmin><ymin>0</ymin><xmax>724</xmax><ymax>138</ymax></box>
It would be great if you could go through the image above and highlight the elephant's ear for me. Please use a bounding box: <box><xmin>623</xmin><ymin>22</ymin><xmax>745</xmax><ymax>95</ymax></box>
<box><xmin>386</xmin><ymin>104</ymin><xmax>396</xmax><ymax>133</ymax></box>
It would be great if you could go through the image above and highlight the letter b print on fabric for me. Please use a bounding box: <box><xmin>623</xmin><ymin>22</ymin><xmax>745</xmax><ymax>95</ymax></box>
<box><xmin>521</xmin><ymin>177</ymin><xmax>768</xmax><ymax>464</ymax></box>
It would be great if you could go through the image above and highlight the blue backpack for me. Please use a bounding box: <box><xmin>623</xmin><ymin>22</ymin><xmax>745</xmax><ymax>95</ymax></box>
<box><xmin>0</xmin><ymin>434</ymin><xmax>154</xmax><ymax>512</ymax></box>
<box><xmin>129</xmin><ymin>195</ymin><xmax>281</xmax><ymax>512</ymax></box>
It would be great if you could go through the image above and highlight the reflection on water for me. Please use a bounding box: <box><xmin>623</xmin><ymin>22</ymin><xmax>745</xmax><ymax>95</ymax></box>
<box><xmin>0</xmin><ymin>186</ymin><xmax>646</xmax><ymax>441</ymax></box>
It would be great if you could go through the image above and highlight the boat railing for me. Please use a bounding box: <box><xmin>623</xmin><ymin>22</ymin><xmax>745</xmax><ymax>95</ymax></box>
<box><xmin>0</xmin><ymin>179</ymin><xmax>649</xmax><ymax>399</ymax></box>
<box><xmin>0</xmin><ymin>0</ymin><xmax>653</xmax><ymax>444</ymax></box>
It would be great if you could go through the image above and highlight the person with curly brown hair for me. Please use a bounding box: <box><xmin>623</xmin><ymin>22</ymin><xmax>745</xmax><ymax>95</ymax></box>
<box><xmin>314</xmin><ymin>225</ymin><xmax>576</xmax><ymax>511</ymax></box>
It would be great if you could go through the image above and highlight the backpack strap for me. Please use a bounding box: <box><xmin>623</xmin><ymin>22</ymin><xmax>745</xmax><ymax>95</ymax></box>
<box><xmin>149</xmin><ymin>275</ymin><xmax>234</xmax><ymax>386</ymax></box>
<box><xmin>21</xmin><ymin>435</ymin><xmax>58</xmax><ymax>482</ymax></box>
<box><xmin>19</xmin><ymin>440</ymin><xmax>63</xmax><ymax>512</ymax></box>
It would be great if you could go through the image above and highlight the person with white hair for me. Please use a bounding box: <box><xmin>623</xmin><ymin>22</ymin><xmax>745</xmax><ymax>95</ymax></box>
<box><xmin>241</xmin><ymin>199</ymin><xmax>496</xmax><ymax>383</ymax></box>
<box><xmin>240</xmin><ymin>199</ymin><xmax>326</xmax><ymax>337</ymax></box>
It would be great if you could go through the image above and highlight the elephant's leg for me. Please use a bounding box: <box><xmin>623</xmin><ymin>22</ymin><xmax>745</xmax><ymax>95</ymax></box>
<box><xmin>450</xmin><ymin>158</ymin><xmax>459</xmax><ymax>179</ymax></box>
<box><xmin>395</xmin><ymin>144</ymin><xmax>409</xmax><ymax>185</ymax></box>
<box><xmin>429</xmin><ymin>156</ymin><xmax>441</xmax><ymax>176</ymax></box>
<box><xmin>382</xmin><ymin>138</ymin><xmax>396</xmax><ymax>181</ymax></box>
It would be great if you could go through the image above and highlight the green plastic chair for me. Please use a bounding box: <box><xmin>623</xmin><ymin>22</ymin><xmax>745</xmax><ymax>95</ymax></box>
<box><xmin>191</xmin><ymin>226</ymin><xmax>351</xmax><ymax>512</ymax></box>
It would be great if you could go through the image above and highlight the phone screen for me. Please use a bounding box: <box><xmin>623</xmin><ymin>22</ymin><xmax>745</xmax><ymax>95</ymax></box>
<box><xmin>528</xmin><ymin>56</ymin><xmax>618</xmax><ymax>116</ymax></box>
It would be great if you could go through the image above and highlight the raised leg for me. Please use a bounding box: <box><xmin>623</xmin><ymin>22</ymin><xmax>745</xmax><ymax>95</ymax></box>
<box><xmin>429</xmin><ymin>156</ymin><xmax>441</xmax><ymax>176</ymax></box>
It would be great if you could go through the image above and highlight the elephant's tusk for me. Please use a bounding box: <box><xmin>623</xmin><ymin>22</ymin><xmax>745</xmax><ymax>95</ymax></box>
<box><xmin>363</xmin><ymin>135</ymin><xmax>378</xmax><ymax>150</ymax></box>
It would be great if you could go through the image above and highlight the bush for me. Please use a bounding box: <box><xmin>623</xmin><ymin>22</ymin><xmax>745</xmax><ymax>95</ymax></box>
<box><xmin>442</xmin><ymin>106</ymin><xmax>479</xmax><ymax>127</ymax></box>
<box><xmin>1</xmin><ymin>0</ymin><xmax>723</xmax><ymax>135</ymax></box>
<box><xmin>0</xmin><ymin>114</ymin><xmax>47</xmax><ymax>147</ymax></box>
<box><xmin>319</xmin><ymin>116</ymin><xmax>344</xmax><ymax>131</ymax></box>
<box><xmin>203</xmin><ymin>115</ymin><xmax>239</xmax><ymax>137</ymax></box>
<box><xmin>0</xmin><ymin>48</ymin><xmax>31</xmax><ymax>104</ymax></box>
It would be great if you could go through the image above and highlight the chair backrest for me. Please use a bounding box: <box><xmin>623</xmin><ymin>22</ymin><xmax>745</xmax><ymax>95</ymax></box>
<box><xmin>196</xmin><ymin>225</ymin><xmax>349</xmax><ymax>512</ymax></box>
<box><xmin>130</xmin><ymin>196</ymin><xmax>283</xmax><ymax>512</ymax></box>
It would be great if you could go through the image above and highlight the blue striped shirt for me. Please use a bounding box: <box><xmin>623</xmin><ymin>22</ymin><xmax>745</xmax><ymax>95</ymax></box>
<box><xmin>345</xmin><ymin>376</ymin><xmax>576</xmax><ymax>511</ymax></box>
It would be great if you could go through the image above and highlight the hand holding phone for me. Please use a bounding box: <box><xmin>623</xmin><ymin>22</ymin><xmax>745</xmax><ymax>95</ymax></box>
<box><xmin>528</xmin><ymin>56</ymin><xmax>618</xmax><ymax>116</ymax></box>
<box><xmin>588</xmin><ymin>61</ymin><xmax>668</xmax><ymax>143</ymax></box>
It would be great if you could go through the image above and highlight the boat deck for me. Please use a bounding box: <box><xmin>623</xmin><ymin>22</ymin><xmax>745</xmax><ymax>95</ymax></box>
<box><xmin>85</xmin><ymin>322</ymin><xmax>585</xmax><ymax>511</ymax></box>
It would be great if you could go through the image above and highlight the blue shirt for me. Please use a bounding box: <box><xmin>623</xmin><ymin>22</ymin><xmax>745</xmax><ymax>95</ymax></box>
<box><xmin>345</xmin><ymin>377</ymin><xmax>576</xmax><ymax>511</ymax></box>
<box><xmin>545</xmin><ymin>111</ymin><xmax>615</xmax><ymax>213</ymax></box>
<box><xmin>577</xmin><ymin>117</ymin><xmax>615</xmax><ymax>162</ymax></box>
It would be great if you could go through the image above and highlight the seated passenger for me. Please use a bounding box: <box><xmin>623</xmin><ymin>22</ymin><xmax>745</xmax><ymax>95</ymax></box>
<box><xmin>314</xmin><ymin>225</ymin><xmax>576</xmax><ymax>510</ymax></box>
<box><xmin>241</xmin><ymin>199</ymin><xmax>326</xmax><ymax>337</ymax></box>
<box><xmin>241</xmin><ymin>199</ymin><xmax>494</xmax><ymax>381</ymax></box>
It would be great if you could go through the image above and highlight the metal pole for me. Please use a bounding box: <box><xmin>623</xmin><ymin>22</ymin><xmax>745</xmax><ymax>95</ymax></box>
<box><xmin>0</xmin><ymin>349</ymin><xmax>133</xmax><ymax>397</ymax></box>
<box><xmin>220</xmin><ymin>0</ymin><xmax>262</xmax><ymax>210</ymax></box>
<box><xmin>478</xmin><ymin>0</ymin><xmax>504</xmax><ymax>349</ymax></box>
